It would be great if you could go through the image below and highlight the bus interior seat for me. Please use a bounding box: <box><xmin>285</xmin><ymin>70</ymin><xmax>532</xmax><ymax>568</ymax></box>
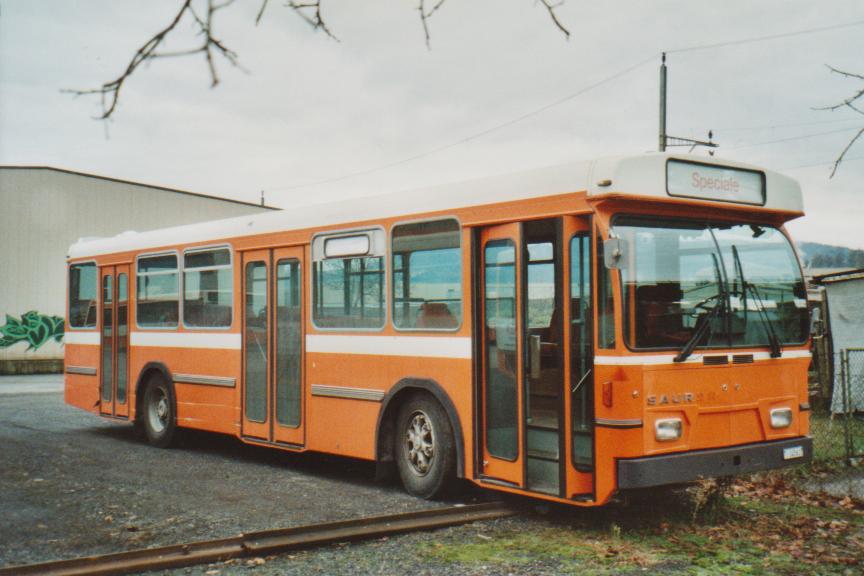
<box><xmin>636</xmin><ymin>283</ymin><xmax>689</xmax><ymax>346</ymax></box>
<box><xmin>416</xmin><ymin>302</ymin><xmax>458</xmax><ymax>329</ymax></box>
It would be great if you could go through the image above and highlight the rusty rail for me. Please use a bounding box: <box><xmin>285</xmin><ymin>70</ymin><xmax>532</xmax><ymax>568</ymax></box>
<box><xmin>1</xmin><ymin>502</ymin><xmax>514</xmax><ymax>576</ymax></box>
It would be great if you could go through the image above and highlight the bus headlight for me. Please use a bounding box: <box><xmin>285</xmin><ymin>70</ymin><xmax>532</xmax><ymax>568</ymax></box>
<box><xmin>770</xmin><ymin>407</ymin><xmax>793</xmax><ymax>429</ymax></box>
<box><xmin>655</xmin><ymin>418</ymin><xmax>682</xmax><ymax>442</ymax></box>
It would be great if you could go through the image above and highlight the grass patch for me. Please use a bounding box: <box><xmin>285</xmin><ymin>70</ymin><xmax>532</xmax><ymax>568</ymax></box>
<box><xmin>421</xmin><ymin>480</ymin><xmax>863</xmax><ymax>575</ymax></box>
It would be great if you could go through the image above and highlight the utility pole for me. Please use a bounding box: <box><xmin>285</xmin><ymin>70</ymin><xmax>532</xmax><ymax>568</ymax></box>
<box><xmin>659</xmin><ymin>53</ymin><xmax>667</xmax><ymax>152</ymax></box>
<box><xmin>658</xmin><ymin>53</ymin><xmax>717</xmax><ymax>154</ymax></box>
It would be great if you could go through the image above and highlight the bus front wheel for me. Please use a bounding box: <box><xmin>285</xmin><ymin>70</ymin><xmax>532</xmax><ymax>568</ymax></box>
<box><xmin>142</xmin><ymin>375</ymin><xmax>177</xmax><ymax>448</ymax></box>
<box><xmin>395</xmin><ymin>394</ymin><xmax>456</xmax><ymax>499</ymax></box>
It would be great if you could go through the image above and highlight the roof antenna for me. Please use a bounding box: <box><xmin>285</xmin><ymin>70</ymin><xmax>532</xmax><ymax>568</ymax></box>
<box><xmin>260</xmin><ymin>190</ymin><xmax>265</xmax><ymax>207</ymax></box>
<box><xmin>658</xmin><ymin>53</ymin><xmax>719</xmax><ymax>154</ymax></box>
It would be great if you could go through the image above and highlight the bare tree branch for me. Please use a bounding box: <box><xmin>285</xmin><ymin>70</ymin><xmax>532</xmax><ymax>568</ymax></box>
<box><xmin>538</xmin><ymin>0</ymin><xmax>570</xmax><ymax>39</ymax></box>
<box><xmin>418</xmin><ymin>0</ymin><xmax>447</xmax><ymax>50</ymax></box>
<box><xmin>287</xmin><ymin>1</ymin><xmax>338</xmax><ymax>41</ymax></box>
<box><xmin>68</xmin><ymin>1</ymin><xmax>570</xmax><ymax>120</ymax></box>
<box><xmin>64</xmin><ymin>0</ymin><xmax>241</xmax><ymax>119</ymax></box>
<box><xmin>63</xmin><ymin>0</ymin><xmax>194</xmax><ymax>119</ymax></box>
<box><xmin>255</xmin><ymin>0</ymin><xmax>270</xmax><ymax>25</ymax></box>
<box><xmin>817</xmin><ymin>65</ymin><xmax>864</xmax><ymax>177</ymax></box>
<box><xmin>830</xmin><ymin>127</ymin><xmax>864</xmax><ymax>178</ymax></box>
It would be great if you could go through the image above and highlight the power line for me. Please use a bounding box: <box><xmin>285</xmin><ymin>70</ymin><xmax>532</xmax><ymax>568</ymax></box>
<box><xmin>780</xmin><ymin>155</ymin><xmax>864</xmax><ymax>171</ymax></box>
<box><xmin>265</xmin><ymin>54</ymin><xmax>657</xmax><ymax>192</ymax></box>
<box><xmin>265</xmin><ymin>18</ymin><xmax>864</xmax><ymax>193</ymax></box>
<box><xmin>725</xmin><ymin>126</ymin><xmax>862</xmax><ymax>150</ymax></box>
<box><xmin>666</xmin><ymin>18</ymin><xmax>864</xmax><ymax>54</ymax></box>
<box><xmin>716</xmin><ymin>117</ymin><xmax>863</xmax><ymax>133</ymax></box>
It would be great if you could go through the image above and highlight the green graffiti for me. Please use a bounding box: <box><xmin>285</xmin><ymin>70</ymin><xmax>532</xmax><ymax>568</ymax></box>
<box><xmin>0</xmin><ymin>311</ymin><xmax>65</xmax><ymax>351</ymax></box>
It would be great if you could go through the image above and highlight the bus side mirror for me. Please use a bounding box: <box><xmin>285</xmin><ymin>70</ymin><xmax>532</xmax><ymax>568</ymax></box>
<box><xmin>604</xmin><ymin>238</ymin><xmax>624</xmax><ymax>269</ymax></box>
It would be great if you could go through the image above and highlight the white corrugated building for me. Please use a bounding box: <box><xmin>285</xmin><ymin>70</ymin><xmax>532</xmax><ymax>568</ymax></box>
<box><xmin>0</xmin><ymin>166</ymin><xmax>275</xmax><ymax>374</ymax></box>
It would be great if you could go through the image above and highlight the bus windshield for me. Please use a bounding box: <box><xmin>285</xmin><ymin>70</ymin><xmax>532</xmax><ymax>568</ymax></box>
<box><xmin>614</xmin><ymin>216</ymin><xmax>809</xmax><ymax>351</ymax></box>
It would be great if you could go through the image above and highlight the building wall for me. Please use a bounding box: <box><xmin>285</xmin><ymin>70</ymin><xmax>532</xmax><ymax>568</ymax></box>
<box><xmin>0</xmin><ymin>167</ymin><xmax>273</xmax><ymax>371</ymax></box>
<box><xmin>824</xmin><ymin>277</ymin><xmax>864</xmax><ymax>412</ymax></box>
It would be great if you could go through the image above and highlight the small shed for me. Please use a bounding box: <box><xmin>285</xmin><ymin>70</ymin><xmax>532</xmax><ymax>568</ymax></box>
<box><xmin>813</xmin><ymin>268</ymin><xmax>864</xmax><ymax>413</ymax></box>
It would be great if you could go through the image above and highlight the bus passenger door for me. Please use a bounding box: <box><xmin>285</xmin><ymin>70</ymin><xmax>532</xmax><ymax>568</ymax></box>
<box><xmin>564</xmin><ymin>217</ymin><xmax>594</xmax><ymax>498</ymax></box>
<box><xmin>241</xmin><ymin>248</ymin><xmax>305</xmax><ymax>446</ymax></box>
<box><xmin>99</xmin><ymin>265</ymin><xmax>130</xmax><ymax>418</ymax></box>
<box><xmin>479</xmin><ymin>223</ymin><xmax>525</xmax><ymax>488</ymax></box>
<box><xmin>271</xmin><ymin>248</ymin><xmax>304</xmax><ymax>446</ymax></box>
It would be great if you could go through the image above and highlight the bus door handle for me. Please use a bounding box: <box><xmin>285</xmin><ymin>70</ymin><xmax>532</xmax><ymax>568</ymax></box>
<box><xmin>528</xmin><ymin>334</ymin><xmax>541</xmax><ymax>380</ymax></box>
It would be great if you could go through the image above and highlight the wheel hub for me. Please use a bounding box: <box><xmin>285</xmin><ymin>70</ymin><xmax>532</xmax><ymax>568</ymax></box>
<box><xmin>405</xmin><ymin>411</ymin><xmax>434</xmax><ymax>476</ymax></box>
<box><xmin>148</xmin><ymin>388</ymin><xmax>168</xmax><ymax>433</ymax></box>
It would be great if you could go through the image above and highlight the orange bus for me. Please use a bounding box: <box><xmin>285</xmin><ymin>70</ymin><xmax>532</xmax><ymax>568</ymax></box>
<box><xmin>64</xmin><ymin>153</ymin><xmax>812</xmax><ymax>506</ymax></box>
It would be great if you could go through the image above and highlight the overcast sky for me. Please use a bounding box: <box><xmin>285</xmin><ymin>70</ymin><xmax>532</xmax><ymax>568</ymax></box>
<box><xmin>1</xmin><ymin>0</ymin><xmax>863</xmax><ymax>247</ymax></box>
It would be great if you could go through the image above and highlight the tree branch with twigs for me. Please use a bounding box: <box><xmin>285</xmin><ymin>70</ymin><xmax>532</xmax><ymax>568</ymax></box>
<box><xmin>817</xmin><ymin>65</ymin><xmax>864</xmax><ymax>178</ymax></box>
<box><xmin>67</xmin><ymin>0</ymin><xmax>571</xmax><ymax>120</ymax></box>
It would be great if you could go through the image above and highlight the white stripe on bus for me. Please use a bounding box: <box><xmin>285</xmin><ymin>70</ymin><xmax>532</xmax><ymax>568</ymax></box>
<box><xmin>306</xmin><ymin>334</ymin><xmax>472</xmax><ymax>359</ymax></box>
<box><xmin>64</xmin><ymin>331</ymin><xmax>100</xmax><ymax>345</ymax></box>
<box><xmin>593</xmin><ymin>350</ymin><xmax>811</xmax><ymax>366</ymax></box>
<box><xmin>130</xmin><ymin>332</ymin><xmax>242</xmax><ymax>350</ymax></box>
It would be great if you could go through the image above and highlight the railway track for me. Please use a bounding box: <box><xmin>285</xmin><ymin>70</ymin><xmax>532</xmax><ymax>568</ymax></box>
<box><xmin>0</xmin><ymin>502</ymin><xmax>514</xmax><ymax>576</ymax></box>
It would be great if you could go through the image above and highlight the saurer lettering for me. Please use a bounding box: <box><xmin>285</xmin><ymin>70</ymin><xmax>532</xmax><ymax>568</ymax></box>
<box><xmin>646</xmin><ymin>392</ymin><xmax>696</xmax><ymax>406</ymax></box>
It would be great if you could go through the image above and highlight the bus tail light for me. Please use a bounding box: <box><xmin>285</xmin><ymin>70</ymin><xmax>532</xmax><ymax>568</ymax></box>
<box><xmin>602</xmin><ymin>381</ymin><xmax>613</xmax><ymax>407</ymax></box>
<box><xmin>770</xmin><ymin>407</ymin><xmax>793</xmax><ymax>429</ymax></box>
<box><xmin>655</xmin><ymin>418</ymin><xmax>682</xmax><ymax>442</ymax></box>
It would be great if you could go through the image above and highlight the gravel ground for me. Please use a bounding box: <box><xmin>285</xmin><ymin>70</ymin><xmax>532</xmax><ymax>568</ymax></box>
<box><xmin>10</xmin><ymin>377</ymin><xmax>855</xmax><ymax>575</ymax></box>
<box><xmin>0</xmin><ymin>376</ymin><xmax>615</xmax><ymax>575</ymax></box>
<box><xmin>0</xmin><ymin>377</ymin><xmax>477</xmax><ymax>572</ymax></box>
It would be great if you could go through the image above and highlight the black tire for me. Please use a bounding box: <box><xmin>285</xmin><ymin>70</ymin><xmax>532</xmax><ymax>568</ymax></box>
<box><xmin>141</xmin><ymin>374</ymin><xmax>177</xmax><ymax>448</ymax></box>
<box><xmin>395</xmin><ymin>393</ymin><xmax>456</xmax><ymax>499</ymax></box>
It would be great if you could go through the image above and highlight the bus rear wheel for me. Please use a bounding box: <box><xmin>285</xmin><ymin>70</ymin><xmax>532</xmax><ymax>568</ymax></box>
<box><xmin>395</xmin><ymin>394</ymin><xmax>455</xmax><ymax>499</ymax></box>
<box><xmin>142</xmin><ymin>375</ymin><xmax>177</xmax><ymax>448</ymax></box>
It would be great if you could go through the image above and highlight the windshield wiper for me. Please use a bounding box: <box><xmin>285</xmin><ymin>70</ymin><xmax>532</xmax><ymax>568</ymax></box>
<box><xmin>732</xmin><ymin>245</ymin><xmax>782</xmax><ymax>358</ymax></box>
<box><xmin>674</xmin><ymin>253</ymin><xmax>726</xmax><ymax>363</ymax></box>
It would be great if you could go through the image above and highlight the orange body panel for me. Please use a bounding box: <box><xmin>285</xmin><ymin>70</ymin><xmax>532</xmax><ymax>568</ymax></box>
<box><xmin>63</xmin><ymin>180</ymin><xmax>811</xmax><ymax>508</ymax></box>
<box><xmin>64</xmin><ymin>342</ymin><xmax>100</xmax><ymax>413</ymax></box>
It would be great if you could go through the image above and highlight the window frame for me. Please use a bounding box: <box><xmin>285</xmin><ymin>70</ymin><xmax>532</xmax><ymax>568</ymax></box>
<box><xmin>390</xmin><ymin>216</ymin><xmax>463</xmax><ymax>333</ymax></box>
<box><xmin>665</xmin><ymin>158</ymin><xmax>767</xmax><ymax>207</ymax></box>
<box><xmin>609</xmin><ymin>213</ymin><xmax>808</xmax><ymax>353</ymax></box>
<box><xmin>310</xmin><ymin>226</ymin><xmax>388</xmax><ymax>332</ymax></box>
<box><xmin>135</xmin><ymin>250</ymin><xmax>181</xmax><ymax>331</ymax></box>
<box><xmin>181</xmin><ymin>244</ymin><xmax>235</xmax><ymax>331</ymax></box>
<box><xmin>67</xmin><ymin>260</ymin><xmax>98</xmax><ymax>330</ymax></box>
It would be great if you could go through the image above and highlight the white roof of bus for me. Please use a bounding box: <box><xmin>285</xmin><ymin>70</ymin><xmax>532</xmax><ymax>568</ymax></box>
<box><xmin>68</xmin><ymin>153</ymin><xmax>803</xmax><ymax>259</ymax></box>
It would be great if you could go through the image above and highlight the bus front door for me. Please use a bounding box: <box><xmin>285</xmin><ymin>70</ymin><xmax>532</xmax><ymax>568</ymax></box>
<box><xmin>479</xmin><ymin>223</ymin><xmax>526</xmax><ymax>488</ymax></box>
<box><xmin>99</xmin><ymin>265</ymin><xmax>130</xmax><ymax>419</ymax></box>
<box><xmin>241</xmin><ymin>247</ymin><xmax>305</xmax><ymax>447</ymax></box>
<box><xmin>480</xmin><ymin>219</ymin><xmax>578</xmax><ymax>496</ymax></box>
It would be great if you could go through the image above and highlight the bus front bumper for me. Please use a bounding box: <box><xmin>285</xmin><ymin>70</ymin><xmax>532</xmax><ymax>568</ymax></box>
<box><xmin>617</xmin><ymin>437</ymin><xmax>813</xmax><ymax>490</ymax></box>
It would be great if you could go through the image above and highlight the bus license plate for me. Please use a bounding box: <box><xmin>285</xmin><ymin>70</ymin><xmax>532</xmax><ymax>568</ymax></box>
<box><xmin>783</xmin><ymin>446</ymin><xmax>804</xmax><ymax>460</ymax></box>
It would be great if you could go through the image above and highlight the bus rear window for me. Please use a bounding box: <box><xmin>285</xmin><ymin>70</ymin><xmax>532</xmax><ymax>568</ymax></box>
<box><xmin>69</xmin><ymin>263</ymin><xmax>97</xmax><ymax>328</ymax></box>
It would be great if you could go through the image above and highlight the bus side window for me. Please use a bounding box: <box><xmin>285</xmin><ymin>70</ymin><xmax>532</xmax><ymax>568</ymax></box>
<box><xmin>69</xmin><ymin>262</ymin><xmax>97</xmax><ymax>328</ymax></box>
<box><xmin>391</xmin><ymin>219</ymin><xmax>462</xmax><ymax>331</ymax></box>
<box><xmin>137</xmin><ymin>253</ymin><xmax>179</xmax><ymax>329</ymax></box>
<box><xmin>183</xmin><ymin>247</ymin><xmax>233</xmax><ymax>329</ymax></box>
<box><xmin>312</xmin><ymin>230</ymin><xmax>386</xmax><ymax>330</ymax></box>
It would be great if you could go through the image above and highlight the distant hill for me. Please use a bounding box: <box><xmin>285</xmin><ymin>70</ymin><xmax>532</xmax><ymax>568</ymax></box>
<box><xmin>797</xmin><ymin>241</ymin><xmax>864</xmax><ymax>269</ymax></box>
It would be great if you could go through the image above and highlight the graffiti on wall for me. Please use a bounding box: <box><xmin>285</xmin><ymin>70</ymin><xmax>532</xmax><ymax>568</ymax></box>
<box><xmin>0</xmin><ymin>311</ymin><xmax>65</xmax><ymax>351</ymax></box>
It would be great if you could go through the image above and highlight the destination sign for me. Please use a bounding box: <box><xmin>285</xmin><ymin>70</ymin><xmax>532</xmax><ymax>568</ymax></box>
<box><xmin>666</xmin><ymin>160</ymin><xmax>765</xmax><ymax>205</ymax></box>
